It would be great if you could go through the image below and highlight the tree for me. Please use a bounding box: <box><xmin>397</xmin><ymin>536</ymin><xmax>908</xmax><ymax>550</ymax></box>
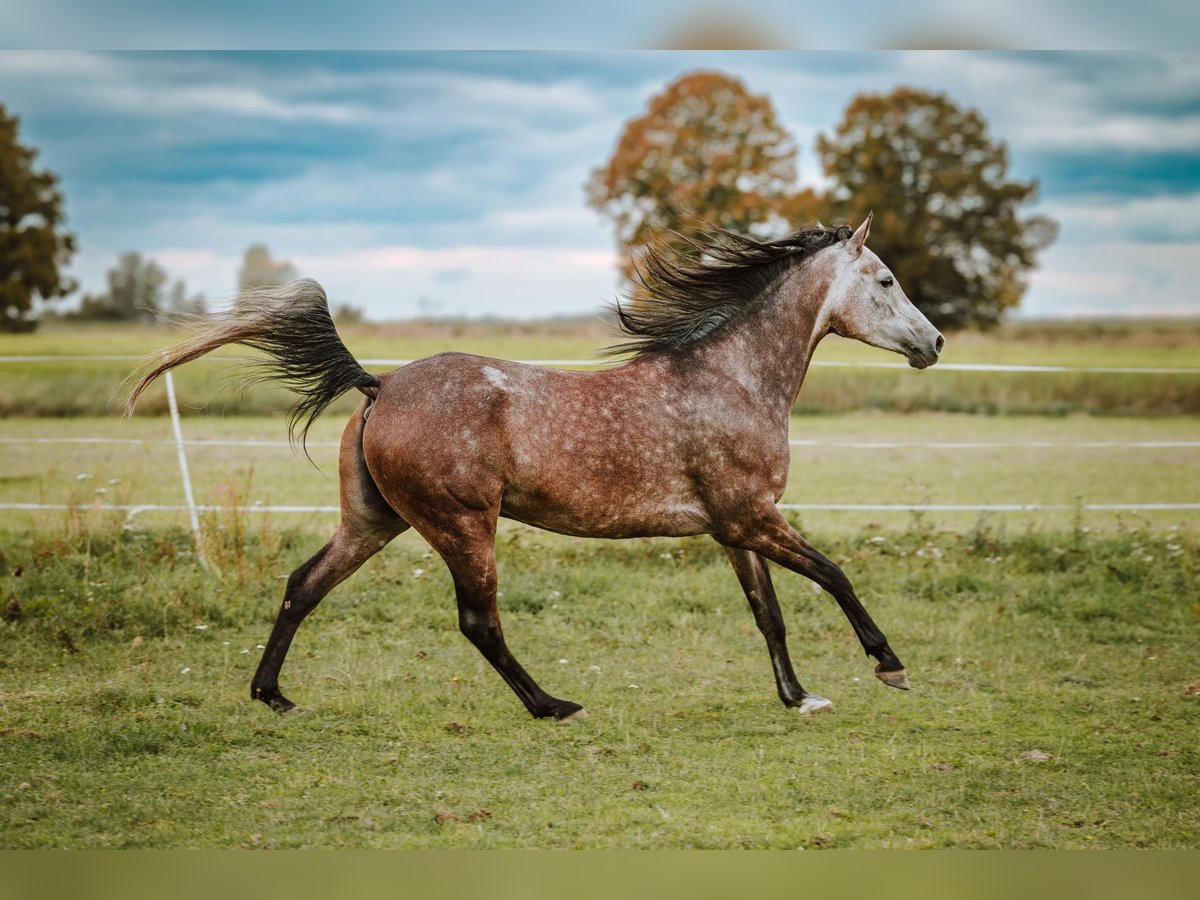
<box><xmin>166</xmin><ymin>279</ymin><xmax>207</xmax><ymax>318</ymax></box>
<box><xmin>587</xmin><ymin>71</ymin><xmax>816</xmax><ymax>279</ymax></box>
<box><xmin>238</xmin><ymin>244</ymin><xmax>297</xmax><ymax>293</ymax></box>
<box><xmin>817</xmin><ymin>87</ymin><xmax>1057</xmax><ymax>328</ymax></box>
<box><xmin>331</xmin><ymin>302</ymin><xmax>366</xmax><ymax>326</ymax></box>
<box><xmin>77</xmin><ymin>252</ymin><xmax>167</xmax><ymax>322</ymax></box>
<box><xmin>0</xmin><ymin>105</ymin><xmax>76</xmax><ymax>332</ymax></box>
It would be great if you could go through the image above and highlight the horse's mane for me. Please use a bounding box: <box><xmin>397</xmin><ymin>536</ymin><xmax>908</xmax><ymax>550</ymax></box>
<box><xmin>606</xmin><ymin>222</ymin><xmax>853</xmax><ymax>358</ymax></box>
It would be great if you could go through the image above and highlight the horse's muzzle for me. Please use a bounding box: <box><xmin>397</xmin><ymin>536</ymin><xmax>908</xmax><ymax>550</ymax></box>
<box><xmin>907</xmin><ymin>332</ymin><xmax>944</xmax><ymax>369</ymax></box>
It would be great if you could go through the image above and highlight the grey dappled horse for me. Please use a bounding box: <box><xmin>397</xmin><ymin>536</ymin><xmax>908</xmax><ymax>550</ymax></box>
<box><xmin>127</xmin><ymin>216</ymin><xmax>943</xmax><ymax>721</ymax></box>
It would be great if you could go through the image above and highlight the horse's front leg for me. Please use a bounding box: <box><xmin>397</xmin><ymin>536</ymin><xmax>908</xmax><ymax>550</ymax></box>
<box><xmin>718</xmin><ymin>508</ymin><xmax>909</xmax><ymax>691</ymax></box>
<box><xmin>722</xmin><ymin>545</ymin><xmax>833</xmax><ymax>714</ymax></box>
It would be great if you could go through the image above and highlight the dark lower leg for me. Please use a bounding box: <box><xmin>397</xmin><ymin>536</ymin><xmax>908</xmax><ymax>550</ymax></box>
<box><xmin>458</xmin><ymin>601</ymin><xmax>582</xmax><ymax>719</ymax></box>
<box><xmin>724</xmin><ymin>547</ymin><xmax>809</xmax><ymax>707</ymax></box>
<box><xmin>809</xmin><ymin>557</ymin><xmax>904</xmax><ymax>674</ymax></box>
<box><xmin>737</xmin><ymin>513</ymin><xmax>908</xmax><ymax>687</ymax></box>
<box><xmin>446</xmin><ymin>551</ymin><xmax>581</xmax><ymax>720</ymax></box>
<box><xmin>250</xmin><ymin>525</ymin><xmax>393</xmax><ymax>711</ymax></box>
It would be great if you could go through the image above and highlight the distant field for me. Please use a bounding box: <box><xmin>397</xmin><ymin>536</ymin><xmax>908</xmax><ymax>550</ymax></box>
<box><xmin>2</xmin><ymin>413</ymin><xmax>1198</xmax><ymax>534</ymax></box>
<box><xmin>3</xmin><ymin>319</ymin><xmax>1199</xmax><ymax>417</ymax></box>
<box><xmin>8</xmin><ymin>316</ymin><xmax>1200</xmax><ymax>365</ymax></box>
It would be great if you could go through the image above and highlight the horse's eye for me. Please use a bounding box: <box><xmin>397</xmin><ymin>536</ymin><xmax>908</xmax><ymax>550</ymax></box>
<box><xmin>880</xmin><ymin>276</ymin><xmax>894</xmax><ymax>288</ymax></box>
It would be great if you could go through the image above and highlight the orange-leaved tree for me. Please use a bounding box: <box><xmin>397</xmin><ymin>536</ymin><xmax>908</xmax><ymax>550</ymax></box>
<box><xmin>587</xmin><ymin>71</ymin><xmax>818</xmax><ymax>281</ymax></box>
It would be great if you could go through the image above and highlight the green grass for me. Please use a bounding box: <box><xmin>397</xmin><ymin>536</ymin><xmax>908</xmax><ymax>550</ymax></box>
<box><xmin>2</xmin><ymin>320</ymin><xmax>1198</xmax><ymax>847</ymax></box>
<box><xmin>9</xmin><ymin>316</ymin><xmax>1199</xmax><ymax>366</ymax></box>
<box><xmin>1</xmin><ymin>515</ymin><xmax>1197</xmax><ymax>848</ymax></box>
<box><xmin>3</xmin><ymin>319</ymin><xmax>1199</xmax><ymax>417</ymax></box>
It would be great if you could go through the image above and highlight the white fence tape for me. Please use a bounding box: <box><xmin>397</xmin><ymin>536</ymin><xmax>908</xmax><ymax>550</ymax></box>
<box><xmin>0</xmin><ymin>503</ymin><xmax>337</xmax><ymax>517</ymax></box>
<box><xmin>0</xmin><ymin>355</ymin><xmax>157</xmax><ymax>362</ymax></box>
<box><xmin>3</xmin><ymin>354</ymin><xmax>1198</xmax><ymax>524</ymax></box>
<box><xmin>787</xmin><ymin>439</ymin><xmax>1200</xmax><ymax>449</ymax></box>
<box><xmin>778</xmin><ymin>503</ymin><xmax>1200</xmax><ymax>512</ymax></box>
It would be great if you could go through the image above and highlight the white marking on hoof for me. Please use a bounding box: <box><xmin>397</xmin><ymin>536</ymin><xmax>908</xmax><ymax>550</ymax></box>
<box><xmin>798</xmin><ymin>695</ymin><xmax>834</xmax><ymax>715</ymax></box>
<box><xmin>558</xmin><ymin>708</ymin><xmax>588</xmax><ymax>723</ymax></box>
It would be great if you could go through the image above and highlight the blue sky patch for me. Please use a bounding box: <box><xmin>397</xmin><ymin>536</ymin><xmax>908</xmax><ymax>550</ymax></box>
<box><xmin>1</xmin><ymin>50</ymin><xmax>1197</xmax><ymax>320</ymax></box>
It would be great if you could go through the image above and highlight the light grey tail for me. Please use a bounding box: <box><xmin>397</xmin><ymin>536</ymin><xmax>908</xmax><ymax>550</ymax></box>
<box><xmin>123</xmin><ymin>278</ymin><xmax>378</xmax><ymax>446</ymax></box>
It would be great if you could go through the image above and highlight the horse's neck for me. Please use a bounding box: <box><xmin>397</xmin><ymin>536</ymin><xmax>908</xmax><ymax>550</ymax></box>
<box><xmin>690</xmin><ymin>272</ymin><xmax>828</xmax><ymax>418</ymax></box>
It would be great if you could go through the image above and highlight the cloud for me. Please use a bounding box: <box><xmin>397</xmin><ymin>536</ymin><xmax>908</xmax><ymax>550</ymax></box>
<box><xmin>301</xmin><ymin>244</ymin><xmax>620</xmax><ymax>320</ymax></box>
<box><xmin>1044</xmin><ymin>193</ymin><xmax>1200</xmax><ymax>243</ymax></box>
<box><xmin>1016</xmin><ymin>114</ymin><xmax>1200</xmax><ymax>154</ymax></box>
<box><xmin>1022</xmin><ymin>240</ymin><xmax>1200</xmax><ymax>318</ymax></box>
<box><xmin>5</xmin><ymin>50</ymin><xmax>1198</xmax><ymax>320</ymax></box>
<box><xmin>895</xmin><ymin>51</ymin><xmax>1200</xmax><ymax>153</ymax></box>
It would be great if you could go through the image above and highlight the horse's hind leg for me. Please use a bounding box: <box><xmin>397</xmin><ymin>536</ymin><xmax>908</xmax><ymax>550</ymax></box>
<box><xmin>417</xmin><ymin>509</ymin><xmax>583</xmax><ymax>720</ymax></box>
<box><xmin>250</xmin><ymin>517</ymin><xmax>404</xmax><ymax>711</ymax></box>
<box><xmin>252</xmin><ymin>400</ymin><xmax>408</xmax><ymax>711</ymax></box>
<box><xmin>723</xmin><ymin>546</ymin><xmax>833</xmax><ymax>714</ymax></box>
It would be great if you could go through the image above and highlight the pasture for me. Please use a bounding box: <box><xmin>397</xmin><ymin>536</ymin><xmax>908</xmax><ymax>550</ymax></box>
<box><xmin>3</xmin><ymin>318</ymin><xmax>1200</xmax><ymax>418</ymax></box>
<box><xmin>1</xmin><ymin>512</ymin><xmax>1197</xmax><ymax>848</ymax></box>
<box><xmin>1</xmin><ymin>320</ymin><xmax>1198</xmax><ymax>848</ymax></box>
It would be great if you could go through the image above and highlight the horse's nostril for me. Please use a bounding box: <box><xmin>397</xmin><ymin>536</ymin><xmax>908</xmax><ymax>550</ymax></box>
<box><xmin>934</xmin><ymin>334</ymin><xmax>945</xmax><ymax>355</ymax></box>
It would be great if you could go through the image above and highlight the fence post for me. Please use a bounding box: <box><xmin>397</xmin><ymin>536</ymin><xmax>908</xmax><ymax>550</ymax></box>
<box><xmin>163</xmin><ymin>364</ymin><xmax>209</xmax><ymax>569</ymax></box>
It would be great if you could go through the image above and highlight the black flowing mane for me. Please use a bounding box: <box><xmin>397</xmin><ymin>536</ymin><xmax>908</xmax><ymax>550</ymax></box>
<box><xmin>607</xmin><ymin>223</ymin><xmax>853</xmax><ymax>358</ymax></box>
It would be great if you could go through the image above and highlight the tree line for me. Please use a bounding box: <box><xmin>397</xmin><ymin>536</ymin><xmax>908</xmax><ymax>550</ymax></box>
<box><xmin>587</xmin><ymin>74</ymin><xmax>1057</xmax><ymax>329</ymax></box>
<box><xmin>0</xmin><ymin>104</ymin><xmax>357</xmax><ymax>330</ymax></box>
<box><xmin>62</xmin><ymin>243</ymin><xmax>306</xmax><ymax>324</ymax></box>
<box><xmin>3</xmin><ymin>71</ymin><xmax>1055</xmax><ymax>332</ymax></box>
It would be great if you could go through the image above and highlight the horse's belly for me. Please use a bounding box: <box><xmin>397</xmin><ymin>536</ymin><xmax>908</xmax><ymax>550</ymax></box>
<box><xmin>499</xmin><ymin>486</ymin><xmax>712</xmax><ymax>539</ymax></box>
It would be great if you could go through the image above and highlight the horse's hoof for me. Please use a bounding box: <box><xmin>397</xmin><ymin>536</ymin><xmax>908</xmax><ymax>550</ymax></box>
<box><xmin>798</xmin><ymin>695</ymin><xmax>834</xmax><ymax>715</ymax></box>
<box><xmin>875</xmin><ymin>667</ymin><xmax>911</xmax><ymax>690</ymax></box>
<box><xmin>557</xmin><ymin>707</ymin><xmax>588</xmax><ymax>723</ymax></box>
<box><xmin>267</xmin><ymin>695</ymin><xmax>298</xmax><ymax>713</ymax></box>
<box><xmin>253</xmin><ymin>686</ymin><xmax>298</xmax><ymax>713</ymax></box>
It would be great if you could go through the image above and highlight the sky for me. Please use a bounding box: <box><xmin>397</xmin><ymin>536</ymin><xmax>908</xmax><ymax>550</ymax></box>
<box><xmin>2</xmin><ymin>51</ymin><xmax>1198</xmax><ymax>321</ymax></box>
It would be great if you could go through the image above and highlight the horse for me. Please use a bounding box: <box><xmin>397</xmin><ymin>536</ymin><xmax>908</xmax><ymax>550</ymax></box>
<box><xmin>125</xmin><ymin>214</ymin><xmax>943</xmax><ymax>721</ymax></box>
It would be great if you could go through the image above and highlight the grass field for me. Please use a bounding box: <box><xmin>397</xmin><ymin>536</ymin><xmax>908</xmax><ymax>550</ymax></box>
<box><xmin>2</xmin><ymin>319</ymin><xmax>1198</xmax><ymax>848</ymax></box>
<box><xmin>1</xmin><ymin>515</ymin><xmax>1197</xmax><ymax>848</ymax></box>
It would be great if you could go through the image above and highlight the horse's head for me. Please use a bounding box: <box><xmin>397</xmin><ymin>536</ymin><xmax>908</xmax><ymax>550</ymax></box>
<box><xmin>819</xmin><ymin>214</ymin><xmax>944</xmax><ymax>369</ymax></box>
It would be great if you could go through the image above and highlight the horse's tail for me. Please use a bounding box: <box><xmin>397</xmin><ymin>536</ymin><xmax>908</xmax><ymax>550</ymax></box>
<box><xmin>123</xmin><ymin>278</ymin><xmax>378</xmax><ymax>447</ymax></box>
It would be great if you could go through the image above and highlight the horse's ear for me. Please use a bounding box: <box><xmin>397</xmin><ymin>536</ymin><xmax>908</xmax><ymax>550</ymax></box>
<box><xmin>846</xmin><ymin>212</ymin><xmax>872</xmax><ymax>258</ymax></box>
